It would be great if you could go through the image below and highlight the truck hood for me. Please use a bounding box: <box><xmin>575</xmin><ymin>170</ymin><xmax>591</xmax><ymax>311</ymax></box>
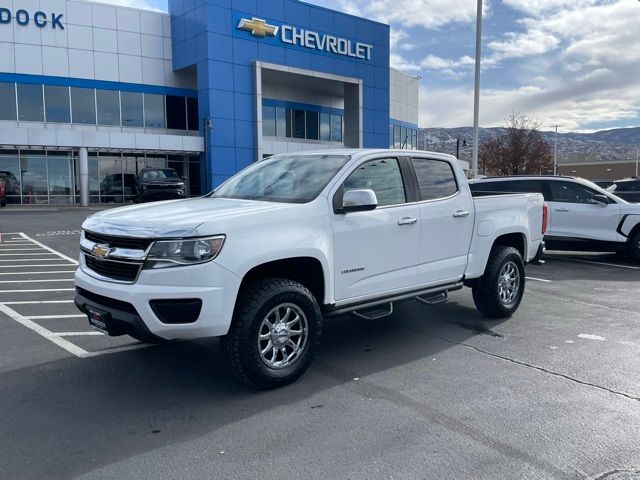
<box><xmin>82</xmin><ymin>197</ymin><xmax>296</xmax><ymax>237</ymax></box>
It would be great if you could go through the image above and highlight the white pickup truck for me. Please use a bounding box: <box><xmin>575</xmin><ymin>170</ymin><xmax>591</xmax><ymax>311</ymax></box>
<box><xmin>75</xmin><ymin>149</ymin><xmax>546</xmax><ymax>388</ymax></box>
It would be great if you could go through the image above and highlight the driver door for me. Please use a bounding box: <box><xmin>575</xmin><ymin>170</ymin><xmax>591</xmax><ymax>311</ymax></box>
<box><xmin>332</xmin><ymin>157</ymin><xmax>420</xmax><ymax>302</ymax></box>
<box><xmin>547</xmin><ymin>181</ymin><xmax>622</xmax><ymax>242</ymax></box>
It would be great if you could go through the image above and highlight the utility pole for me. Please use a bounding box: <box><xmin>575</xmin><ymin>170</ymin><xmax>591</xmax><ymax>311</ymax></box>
<box><xmin>471</xmin><ymin>0</ymin><xmax>483</xmax><ymax>178</ymax></box>
<box><xmin>636</xmin><ymin>150</ymin><xmax>638</xmax><ymax>177</ymax></box>
<box><xmin>551</xmin><ymin>124</ymin><xmax>563</xmax><ymax>175</ymax></box>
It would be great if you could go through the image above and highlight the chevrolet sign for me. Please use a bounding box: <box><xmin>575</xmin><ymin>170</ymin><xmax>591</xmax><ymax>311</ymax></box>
<box><xmin>238</xmin><ymin>17</ymin><xmax>373</xmax><ymax>61</ymax></box>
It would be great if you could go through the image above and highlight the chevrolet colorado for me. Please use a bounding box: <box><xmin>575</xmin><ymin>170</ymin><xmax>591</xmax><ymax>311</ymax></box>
<box><xmin>75</xmin><ymin>149</ymin><xmax>546</xmax><ymax>388</ymax></box>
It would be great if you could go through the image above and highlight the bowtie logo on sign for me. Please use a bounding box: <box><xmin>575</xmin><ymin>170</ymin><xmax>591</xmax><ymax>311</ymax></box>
<box><xmin>237</xmin><ymin>17</ymin><xmax>373</xmax><ymax>61</ymax></box>
<box><xmin>0</xmin><ymin>8</ymin><xmax>65</xmax><ymax>29</ymax></box>
<box><xmin>238</xmin><ymin>18</ymin><xmax>278</xmax><ymax>37</ymax></box>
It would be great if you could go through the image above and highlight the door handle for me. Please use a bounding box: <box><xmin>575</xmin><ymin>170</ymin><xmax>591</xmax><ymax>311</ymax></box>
<box><xmin>555</xmin><ymin>208</ymin><xmax>570</xmax><ymax>213</ymax></box>
<box><xmin>453</xmin><ymin>210</ymin><xmax>470</xmax><ymax>218</ymax></box>
<box><xmin>398</xmin><ymin>217</ymin><xmax>418</xmax><ymax>226</ymax></box>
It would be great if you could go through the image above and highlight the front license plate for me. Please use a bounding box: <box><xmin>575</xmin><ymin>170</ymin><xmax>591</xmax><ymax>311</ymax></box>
<box><xmin>87</xmin><ymin>307</ymin><xmax>111</xmax><ymax>335</ymax></box>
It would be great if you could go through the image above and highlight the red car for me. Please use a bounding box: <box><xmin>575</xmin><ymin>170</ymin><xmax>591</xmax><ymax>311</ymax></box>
<box><xmin>0</xmin><ymin>177</ymin><xmax>6</xmax><ymax>207</ymax></box>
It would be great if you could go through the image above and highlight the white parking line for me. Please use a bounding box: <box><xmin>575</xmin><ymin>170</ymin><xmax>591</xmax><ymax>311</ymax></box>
<box><xmin>0</xmin><ymin>279</ymin><xmax>74</xmax><ymax>284</ymax></box>
<box><xmin>0</xmin><ymin>288</ymin><xmax>76</xmax><ymax>293</ymax></box>
<box><xmin>526</xmin><ymin>277</ymin><xmax>552</xmax><ymax>283</ymax></box>
<box><xmin>3</xmin><ymin>300</ymin><xmax>75</xmax><ymax>305</ymax></box>
<box><xmin>27</xmin><ymin>314</ymin><xmax>86</xmax><ymax>320</ymax></box>
<box><xmin>53</xmin><ymin>331</ymin><xmax>104</xmax><ymax>337</ymax></box>
<box><xmin>0</xmin><ymin>299</ymin><xmax>152</xmax><ymax>357</ymax></box>
<box><xmin>19</xmin><ymin>233</ymin><xmax>79</xmax><ymax>265</ymax></box>
<box><xmin>0</xmin><ymin>259</ymin><xmax>69</xmax><ymax>263</ymax></box>
<box><xmin>0</xmin><ymin>248</ymin><xmax>43</xmax><ymax>251</ymax></box>
<box><xmin>0</xmin><ymin>303</ymin><xmax>89</xmax><ymax>357</ymax></box>
<box><xmin>0</xmin><ymin>253</ymin><xmax>58</xmax><ymax>256</ymax></box>
<box><xmin>0</xmin><ymin>271</ymin><xmax>77</xmax><ymax>275</ymax></box>
<box><xmin>0</xmin><ymin>264</ymin><xmax>75</xmax><ymax>268</ymax></box>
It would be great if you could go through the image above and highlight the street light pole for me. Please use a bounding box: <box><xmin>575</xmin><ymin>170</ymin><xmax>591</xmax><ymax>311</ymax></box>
<box><xmin>636</xmin><ymin>150</ymin><xmax>638</xmax><ymax>177</ymax></box>
<box><xmin>551</xmin><ymin>124</ymin><xmax>562</xmax><ymax>175</ymax></box>
<box><xmin>471</xmin><ymin>0</ymin><xmax>483</xmax><ymax>178</ymax></box>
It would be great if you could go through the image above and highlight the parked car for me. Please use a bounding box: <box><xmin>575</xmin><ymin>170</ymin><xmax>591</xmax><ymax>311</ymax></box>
<box><xmin>607</xmin><ymin>177</ymin><xmax>640</xmax><ymax>203</ymax></box>
<box><xmin>100</xmin><ymin>174</ymin><xmax>137</xmax><ymax>203</ymax></box>
<box><xmin>136</xmin><ymin>168</ymin><xmax>186</xmax><ymax>203</ymax></box>
<box><xmin>469</xmin><ymin>175</ymin><xmax>640</xmax><ymax>260</ymax></box>
<box><xmin>75</xmin><ymin>149</ymin><xmax>545</xmax><ymax>389</ymax></box>
<box><xmin>0</xmin><ymin>176</ymin><xmax>5</xmax><ymax>207</ymax></box>
<box><xmin>593</xmin><ymin>180</ymin><xmax>615</xmax><ymax>189</ymax></box>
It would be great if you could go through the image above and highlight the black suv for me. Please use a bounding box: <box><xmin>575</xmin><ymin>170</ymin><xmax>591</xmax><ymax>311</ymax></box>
<box><xmin>136</xmin><ymin>168</ymin><xmax>186</xmax><ymax>203</ymax></box>
<box><xmin>607</xmin><ymin>178</ymin><xmax>640</xmax><ymax>203</ymax></box>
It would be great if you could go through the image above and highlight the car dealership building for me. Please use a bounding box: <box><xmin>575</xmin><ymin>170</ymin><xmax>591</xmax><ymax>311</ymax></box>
<box><xmin>0</xmin><ymin>0</ymin><xmax>419</xmax><ymax>205</ymax></box>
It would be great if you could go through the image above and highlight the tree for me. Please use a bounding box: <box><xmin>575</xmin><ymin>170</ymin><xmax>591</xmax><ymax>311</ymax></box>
<box><xmin>479</xmin><ymin>114</ymin><xmax>553</xmax><ymax>176</ymax></box>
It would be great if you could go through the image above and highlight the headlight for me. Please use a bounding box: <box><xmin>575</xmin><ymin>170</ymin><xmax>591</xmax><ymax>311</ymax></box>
<box><xmin>144</xmin><ymin>235</ymin><xmax>225</xmax><ymax>269</ymax></box>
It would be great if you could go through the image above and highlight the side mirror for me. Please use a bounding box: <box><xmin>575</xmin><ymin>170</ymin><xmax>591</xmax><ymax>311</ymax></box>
<box><xmin>341</xmin><ymin>189</ymin><xmax>378</xmax><ymax>213</ymax></box>
<box><xmin>590</xmin><ymin>194</ymin><xmax>609</xmax><ymax>206</ymax></box>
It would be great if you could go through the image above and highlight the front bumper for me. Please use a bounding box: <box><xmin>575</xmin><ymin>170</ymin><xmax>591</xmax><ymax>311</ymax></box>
<box><xmin>74</xmin><ymin>261</ymin><xmax>241</xmax><ymax>341</ymax></box>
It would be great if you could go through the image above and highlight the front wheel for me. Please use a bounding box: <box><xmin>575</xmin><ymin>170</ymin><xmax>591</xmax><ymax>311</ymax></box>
<box><xmin>472</xmin><ymin>246</ymin><xmax>526</xmax><ymax>319</ymax></box>
<box><xmin>222</xmin><ymin>277</ymin><xmax>322</xmax><ymax>389</ymax></box>
<box><xmin>628</xmin><ymin>230</ymin><xmax>640</xmax><ymax>262</ymax></box>
<box><xmin>0</xmin><ymin>198</ymin><xmax>6</xmax><ymax>207</ymax></box>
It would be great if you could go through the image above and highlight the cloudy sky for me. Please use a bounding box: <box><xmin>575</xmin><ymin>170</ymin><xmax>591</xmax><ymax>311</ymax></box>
<box><xmin>101</xmin><ymin>0</ymin><xmax>639</xmax><ymax>132</ymax></box>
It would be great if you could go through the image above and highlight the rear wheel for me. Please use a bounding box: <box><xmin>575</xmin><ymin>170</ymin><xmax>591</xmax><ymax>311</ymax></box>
<box><xmin>0</xmin><ymin>199</ymin><xmax>6</xmax><ymax>207</ymax></box>
<box><xmin>628</xmin><ymin>230</ymin><xmax>640</xmax><ymax>262</ymax></box>
<box><xmin>472</xmin><ymin>246</ymin><xmax>526</xmax><ymax>319</ymax></box>
<box><xmin>222</xmin><ymin>277</ymin><xmax>322</xmax><ymax>389</ymax></box>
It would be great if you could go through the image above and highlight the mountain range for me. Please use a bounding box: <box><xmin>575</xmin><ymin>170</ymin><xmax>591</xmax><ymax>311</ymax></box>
<box><xmin>418</xmin><ymin>126</ymin><xmax>640</xmax><ymax>164</ymax></box>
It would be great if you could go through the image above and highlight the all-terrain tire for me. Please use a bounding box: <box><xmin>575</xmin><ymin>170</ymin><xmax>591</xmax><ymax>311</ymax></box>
<box><xmin>472</xmin><ymin>246</ymin><xmax>526</xmax><ymax>319</ymax></box>
<box><xmin>222</xmin><ymin>277</ymin><xmax>323</xmax><ymax>389</ymax></box>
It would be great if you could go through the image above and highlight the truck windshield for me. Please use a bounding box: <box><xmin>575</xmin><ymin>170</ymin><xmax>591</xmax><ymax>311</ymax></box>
<box><xmin>142</xmin><ymin>169</ymin><xmax>179</xmax><ymax>180</ymax></box>
<box><xmin>211</xmin><ymin>154</ymin><xmax>350</xmax><ymax>203</ymax></box>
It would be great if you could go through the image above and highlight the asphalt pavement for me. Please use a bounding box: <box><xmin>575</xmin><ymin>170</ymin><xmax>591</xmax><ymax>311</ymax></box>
<box><xmin>1</xmin><ymin>207</ymin><xmax>640</xmax><ymax>480</ymax></box>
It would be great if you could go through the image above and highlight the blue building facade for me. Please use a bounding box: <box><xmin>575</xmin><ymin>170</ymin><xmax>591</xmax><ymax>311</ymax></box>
<box><xmin>169</xmin><ymin>0</ymin><xmax>393</xmax><ymax>189</ymax></box>
<box><xmin>0</xmin><ymin>0</ymin><xmax>418</xmax><ymax>205</ymax></box>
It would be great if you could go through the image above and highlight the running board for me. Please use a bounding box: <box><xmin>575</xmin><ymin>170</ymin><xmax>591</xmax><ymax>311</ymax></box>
<box><xmin>352</xmin><ymin>302</ymin><xmax>393</xmax><ymax>320</ymax></box>
<box><xmin>326</xmin><ymin>282</ymin><xmax>463</xmax><ymax>317</ymax></box>
<box><xmin>415</xmin><ymin>291</ymin><xmax>448</xmax><ymax>305</ymax></box>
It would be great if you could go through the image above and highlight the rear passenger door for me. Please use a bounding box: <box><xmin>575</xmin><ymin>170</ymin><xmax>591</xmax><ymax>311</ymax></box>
<box><xmin>411</xmin><ymin>157</ymin><xmax>474</xmax><ymax>286</ymax></box>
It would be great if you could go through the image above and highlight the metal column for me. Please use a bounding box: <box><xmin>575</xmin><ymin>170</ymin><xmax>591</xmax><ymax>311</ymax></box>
<box><xmin>79</xmin><ymin>147</ymin><xmax>89</xmax><ymax>207</ymax></box>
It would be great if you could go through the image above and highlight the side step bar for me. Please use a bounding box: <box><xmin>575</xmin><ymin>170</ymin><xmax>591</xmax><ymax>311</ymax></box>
<box><xmin>326</xmin><ymin>282</ymin><xmax>463</xmax><ymax>317</ymax></box>
<box><xmin>416</xmin><ymin>291</ymin><xmax>448</xmax><ymax>305</ymax></box>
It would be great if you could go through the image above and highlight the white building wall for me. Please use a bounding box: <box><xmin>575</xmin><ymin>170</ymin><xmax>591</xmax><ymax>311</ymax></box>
<box><xmin>390</xmin><ymin>68</ymin><xmax>419</xmax><ymax>126</ymax></box>
<box><xmin>0</xmin><ymin>0</ymin><xmax>195</xmax><ymax>89</ymax></box>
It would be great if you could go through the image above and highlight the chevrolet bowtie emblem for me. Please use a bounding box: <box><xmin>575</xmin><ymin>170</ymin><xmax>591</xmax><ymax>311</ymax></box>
<box><xmin>92</xmin><ymin>244</ymin><xmax>113</xmax><ymax>260</ymax></box>
<box><xmin>238</xmin><ymin>17</ymin><xmax>278</xmax><ymax>37</ymax></box>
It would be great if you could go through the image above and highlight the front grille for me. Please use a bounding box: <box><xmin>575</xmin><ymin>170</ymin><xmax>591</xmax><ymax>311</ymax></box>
<box><xmin>85</xmin><ymin>231</ymin><xmax>154</xmax><ymax>250</ymax></box>
<box><xmin>145</xmin><ymin>184</ymin><xmax>182</xmax><ymax>191</ymax></box>
<box><xmin>85</xmin><ymin>255</ymin><xmax>141</xmax><ymax>282</ymax></box>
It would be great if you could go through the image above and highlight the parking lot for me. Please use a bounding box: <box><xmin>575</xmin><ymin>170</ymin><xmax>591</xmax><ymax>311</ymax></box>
<box><xmin>2</xmin><ymin>209</ymin><xmax>640</xmax><ymax>480</ymax></box>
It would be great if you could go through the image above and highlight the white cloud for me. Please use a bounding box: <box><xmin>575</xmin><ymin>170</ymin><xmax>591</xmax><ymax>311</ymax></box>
<box><xmin>316</xmin><ymin>0</ymin><xmax>486</xmax><ymax>29</ymax></box>
<box><xmin>487</xmin><ymin>29</ymin><xmax>560</xmax><ymax>62</ymax></box>
<box><xmin>420</xmin><ymin>67</ymin><xmax>640</xmax><ymax>130</ymax></box>
<box><xmin>88</xmin><ymin>0</ymin><xmax>162</xmax><ymax>11</ymax></box>
<box><xmin>502</xmin><ymin>0</ymin><xmax>598</xmax><ymax>16</ymax></box>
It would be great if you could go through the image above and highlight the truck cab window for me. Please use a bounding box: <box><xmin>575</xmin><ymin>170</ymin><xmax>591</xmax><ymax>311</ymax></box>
<box><xmin>344</xmin><ymin>158</ymin><xmax>406</xmax><ymax>206</ymax></box>
<box><xmin>411</xmin><ymin>158</ymin><xmax>457</xmax><ymax>200</ymax></box>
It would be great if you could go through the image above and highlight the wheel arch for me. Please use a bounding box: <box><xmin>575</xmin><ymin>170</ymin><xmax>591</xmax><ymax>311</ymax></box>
<box><xmin>237</xmin><ymin>256</ymin><xmax>327</xmax><ymax>307</ymax></box>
